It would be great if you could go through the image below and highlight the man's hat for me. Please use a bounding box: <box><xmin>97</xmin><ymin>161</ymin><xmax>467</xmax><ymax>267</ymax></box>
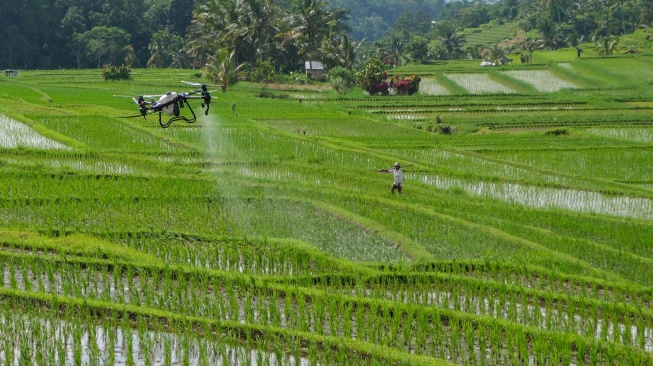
<box><xmin>394</xmin><ymin>162</ymin><xmax>400</xmax><ymax>168</ymax></box>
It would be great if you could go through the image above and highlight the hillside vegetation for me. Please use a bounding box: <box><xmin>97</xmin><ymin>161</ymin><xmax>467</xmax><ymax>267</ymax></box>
<box><xmin>0</xmin><ymin>47</ymin><xmax>652</xmax><ymax>364</ymax></box>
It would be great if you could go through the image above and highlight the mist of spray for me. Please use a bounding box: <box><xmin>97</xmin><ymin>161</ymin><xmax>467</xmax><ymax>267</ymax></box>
<box><xmin>200</xmin><ymin>113</ymin><xmax>255</xmax><ymax>237</ymax></box>
<box><xmin>201</xmin><ymin>113</ymin><xmax>237</xmax><ymax>196</ymax></box>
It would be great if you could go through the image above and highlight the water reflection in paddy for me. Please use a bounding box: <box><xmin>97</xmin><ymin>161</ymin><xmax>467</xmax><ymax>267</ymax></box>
<box><xmin>419</xmin><ymin>175</ymin><xmax>652</xmax><ymax>219</ymax></box>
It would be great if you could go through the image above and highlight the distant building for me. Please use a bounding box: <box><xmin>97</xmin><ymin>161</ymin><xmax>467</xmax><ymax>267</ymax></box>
<box><xmin>304</xmin><ymin>60</ymin><xmax>324</xmax><ymax>80</ymax></box>
<box><xmin>4</xmin><ymin>69</ymin><xmax>19</xmax><ymax>77</ymax></box>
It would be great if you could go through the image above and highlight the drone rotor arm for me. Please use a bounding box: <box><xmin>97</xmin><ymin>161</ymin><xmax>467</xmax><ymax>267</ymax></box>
<box><xmin>117</xmin><ymin>114</ymin><xmax>148</xmax><ymax>119</ymax></box>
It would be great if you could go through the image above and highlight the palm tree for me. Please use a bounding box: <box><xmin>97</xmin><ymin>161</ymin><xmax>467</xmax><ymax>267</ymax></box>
<box><xmin>383</xmin><ymin>34</ymin><xmax>406</xmax><ymax>66</ymax></box>
<box><xmin>203</xmin><ymin>48</ymin><xmax>246</xmax><ymax>92</ymax></box>
<box><xmin>279</xmin><ymin>0</ymin><xmax>350</xmax><ymax>61</ymax></box>
<box><xmin>541</xmin><ymin>0</ymin><xmax>567</xmax><ymax>23</ymax></box>
<box><xmin>518</xmin><ymin>37</ymin><xmax>543</xmax><ymax>62</ymax></box>
<box><xmin>187</xmin><ymin>0</ymin><xmax>238</xmax><ymax>66</ymax></box>
<box><xmin>537</xmin><ymin>16</ymin><xmax>568</xmax><ymax>50</ymax></box>
<box><xmin>638</xmin><ymin>0</ymin><xmax>653</xmax><ymax>27</ymax></box>
<box><xmin>321</xmin><ymin>34</ymin><xmax>362</xmax><ymax>69</ymax></box>
<box><xmin>168</xmin><ymin>36</ymin><xmax>192</xmax><ymax>68</ymax></box>
<box><xmin>592</xmin><ymin>34</ymin><xmax>621</xmax><ymax>55</ymax></box>
<box><xmin>221</xmin><ymin>0</ymin><xmax>279</xmax><ymax>63</ymax></box>
<box><xmin>435</xmin><ymin>21</ymin><xmax>466</xmax><ymax>59</ymax></box>
<box><xmin>407</xmin><ymin>35</ymin><xmax>429</xmax><ymax>63</ymax></box>
<box><xmin>481</xmin><ymin>43</ymin><xmax>505</xmax><ymax>64</ymax></box>
<box><xmin>147</xmin><ymin>29</ymin><xmax>178</xmax><ymax>68</ymax></box>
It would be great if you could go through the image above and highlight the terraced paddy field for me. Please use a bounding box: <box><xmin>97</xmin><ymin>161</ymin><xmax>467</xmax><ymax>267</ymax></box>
<box><xmin>0</xmin><ymin>54</ymin><xmax>652</xmax><ymax>365</ymax></box>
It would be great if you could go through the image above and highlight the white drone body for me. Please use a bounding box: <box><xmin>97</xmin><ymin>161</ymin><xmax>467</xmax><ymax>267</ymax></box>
<box><xmin>155</xmin><ymin>92</ymin><xmax>179</xmax><ymax>116</ymax></box>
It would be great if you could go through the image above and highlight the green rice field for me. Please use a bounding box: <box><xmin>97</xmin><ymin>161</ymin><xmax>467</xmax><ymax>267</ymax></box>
<box><xmin>0</xmin><ymin>52</ymin><xmax>652</xmax><ymax>365</ymax></box>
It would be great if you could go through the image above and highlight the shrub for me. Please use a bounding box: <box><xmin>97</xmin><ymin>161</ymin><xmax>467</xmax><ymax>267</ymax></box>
<box><xmin>391</xmin><ymin>74</ymin><xmax>421</xmax><ymax>95</ymax></box>
<box><xmin>545</xmin><ymin>129</ymin><xmax>569</xmax><ymax>135</ymax></box>
<box><xmin>283</xmin><ymin>70</ymin><xmax>308</xmax><ymax>85</ymax></box>
<box><xmin>438</xmin><ymin>125</ymin><xmax>455</xmax><ymax>134</ymax></box>
<box><xmin>250</xmin><ymin>60</ymin><xmax>276</xmax><ymax>84</ymax></box>
<box><xmin>328</xmin><ymin>67</ymin><xmax>356</xmax><ymax>94</ymax></box>
<box><xmin>357</xmin><ymin>59</ymin><xmax>421</xmax><ymax>96</ymax></box>
<box><xmin>357</xmin><ymin>58</ymin><xmax>388</xmax><ymax>95</ymax></box>
<box><xmin>101</xmin><ymin>63</ymin><xmax>131</xmax><ymax>80</ymax></box>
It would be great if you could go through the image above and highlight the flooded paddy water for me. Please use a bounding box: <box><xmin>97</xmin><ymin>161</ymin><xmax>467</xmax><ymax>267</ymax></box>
<box><xmin>0</xmin><ymin>315</ymin><xmax>314</xmax><ymax>366</ymax></box>
<box><xmin>0</xmin><ymin>115</ymin><xmax>70</xmax><ymax>150</ymax></box>
<box><xmin>418</xmin><ymin>174</ymin><xmax>653</xmax><ymax>219</ymax></box>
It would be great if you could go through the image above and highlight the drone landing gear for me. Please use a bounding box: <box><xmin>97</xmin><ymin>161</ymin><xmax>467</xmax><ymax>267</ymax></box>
<box><xmin>159</xmin><ymin>99</ymin><xmax>198</xmax><ymax>128</ymax></box>
<box><xmin>202</xmin><ymin>92</ymin><xmax>211</xmax><ymax>115</ymax></box>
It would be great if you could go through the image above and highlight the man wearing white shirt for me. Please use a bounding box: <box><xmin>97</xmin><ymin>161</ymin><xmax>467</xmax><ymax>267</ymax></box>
<box><xmin>379</xmin><ymin>162</ymin><xmax>404</xmax><ymax>194</ymax></box>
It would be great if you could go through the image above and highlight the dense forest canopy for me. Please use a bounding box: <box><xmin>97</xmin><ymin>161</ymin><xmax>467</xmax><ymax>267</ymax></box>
<box><xmin>328</xmin><ymin>0</ymin><xmax>447</xmax><ymax>41</ymax></box>
<box><xmin>1</xmin><ymin>0</ymin><xmax>651</xmax><ymax>71</ymax></box>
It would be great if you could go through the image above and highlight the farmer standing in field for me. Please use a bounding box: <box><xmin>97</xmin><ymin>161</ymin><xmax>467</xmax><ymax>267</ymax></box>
<box><xmin>378</xmin><ymin>162</ymin><xmax>404</xmax><ymax>194</ymax></box>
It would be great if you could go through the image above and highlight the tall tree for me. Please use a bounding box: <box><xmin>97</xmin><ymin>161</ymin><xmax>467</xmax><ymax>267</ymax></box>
<box><xmin>638</xmin><ymin>0</ymin><xmax>653</xmax><ymax>26</ymax></box>
<box><xmin>147</xmin><ymin>29</ymin><xmax>173</xmax><ymax>68</ymax></box>
<box><xmin>321</xmin><ymin>34</ymin><xmax>361</xmax><ymax>69</ymax></box>
<box><xmin>221</xmin><ymin>0</ymin><xmax>280</xmax><ymax>62</ymax></box>
<box><xmin>406</xmin><ymin>35</ymin><xmax>429</xmax><ymax>63</ymax></box>
<box><xmin>167</xmin><ymin>0</ymin><xmax>195</xmax><ymax>37</ymax></box>
<box><xmin>434</xmin><ymin>21</ymin><xmax>466</xmax><ymax>59</ymax></box>
<box><xmin>459</xmin><ymin>4</ymin><xmax>490</xmax><ymax>28</ymax></box>
<box><xmin>382</xmin><ymin>34</ymin><xmax>407</xmax><ymax>66</ymax></box>
<box><xmin>0</xmin><ymin>0</ymin><xmax>61</xmax><ymax>68</ymax></box>
<box><xmin>537</xmin><ymin>16</ymin><xmax>567</xmax><ymax>49</ymax></box>
<box><xmin>279</xmin><ymin>0</ymin><xmax>350</xmax><ymax>61</ymax></box>
<box><xmin>80</xmin><ymin>26</ymin><xmax>131</xmax><ymax>67</ymax></box>
<box><xmin>188</xmin><ymin>0</ymin><xmax>239</xmax><ymax>67</ymax></box>
<box><xmin>146</xmin><ymin>28</ymin><xmax>190</xmax><ymax>68</ymax></box>
<box><xmin>203</xmin><ymin>48</ymin><xmax>246</xmax><ymax>91</ymax></box>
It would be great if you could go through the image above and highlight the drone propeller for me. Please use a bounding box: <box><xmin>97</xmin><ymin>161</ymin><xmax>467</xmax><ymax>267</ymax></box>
<box><xmin>179</xmin><ymin>82</ymin><xmax>219</xmax><ymax>115</ymax></box>
<box><xmin>186</xmin><ymin>89</ymin><xmax>219</xmax><ymax>96</ymax></box>
<box><xmin>114</xmin><ymin>94</ymin><xmax>158</xmax><ymax>99</ymax></box>
<box><xmin>180</xmin><ymin>80</ymin><xmax>222</xmax><ymax>88</ymax></box>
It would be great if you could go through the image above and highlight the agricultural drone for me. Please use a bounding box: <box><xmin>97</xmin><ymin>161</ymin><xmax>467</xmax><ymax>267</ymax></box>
<box><xmin>117</xmin><ymin>81</ymin><xmax>219</xmax><ymax>128</ymax></box>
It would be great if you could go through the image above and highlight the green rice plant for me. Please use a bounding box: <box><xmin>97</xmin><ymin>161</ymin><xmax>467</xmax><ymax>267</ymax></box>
<box><xmin>1</xmin><ymin>67</ymin><xmax>652</xmax><ymax>366</ymax></box>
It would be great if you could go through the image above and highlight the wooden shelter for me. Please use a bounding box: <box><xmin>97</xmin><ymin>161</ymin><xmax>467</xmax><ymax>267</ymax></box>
<box><xmin>304</xmin><ymin>61</ymin><xmax>324</xmax><ymax>80</ymax></box>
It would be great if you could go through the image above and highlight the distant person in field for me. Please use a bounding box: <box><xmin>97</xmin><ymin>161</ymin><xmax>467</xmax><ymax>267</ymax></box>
<box><xmin>378</xmin><ymin>162</ymin><xmax>404</xmax><ymax>194</ymax></box>
<box><xmin>576</xmin><ymin>47</ymin><xmax>583</xmax><ymax>58</ymax></box>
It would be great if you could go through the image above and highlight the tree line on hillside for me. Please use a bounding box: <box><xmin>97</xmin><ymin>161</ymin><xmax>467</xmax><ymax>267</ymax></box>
<box><xmin>1</xmin><ymin>0</ymin><xmax>650</xmax><ymax>73</ymax></box>
<box><xmin>367</xmin><ymin>0</ymin><xmax>653</xmax><ymax>65</ymax></box>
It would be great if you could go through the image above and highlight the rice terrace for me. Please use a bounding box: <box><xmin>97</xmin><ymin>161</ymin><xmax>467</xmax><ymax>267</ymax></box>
<box><xmin>1</xmin><ymin>49</ymin><xmax>653</xmax><ymax>365</ymax></box>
